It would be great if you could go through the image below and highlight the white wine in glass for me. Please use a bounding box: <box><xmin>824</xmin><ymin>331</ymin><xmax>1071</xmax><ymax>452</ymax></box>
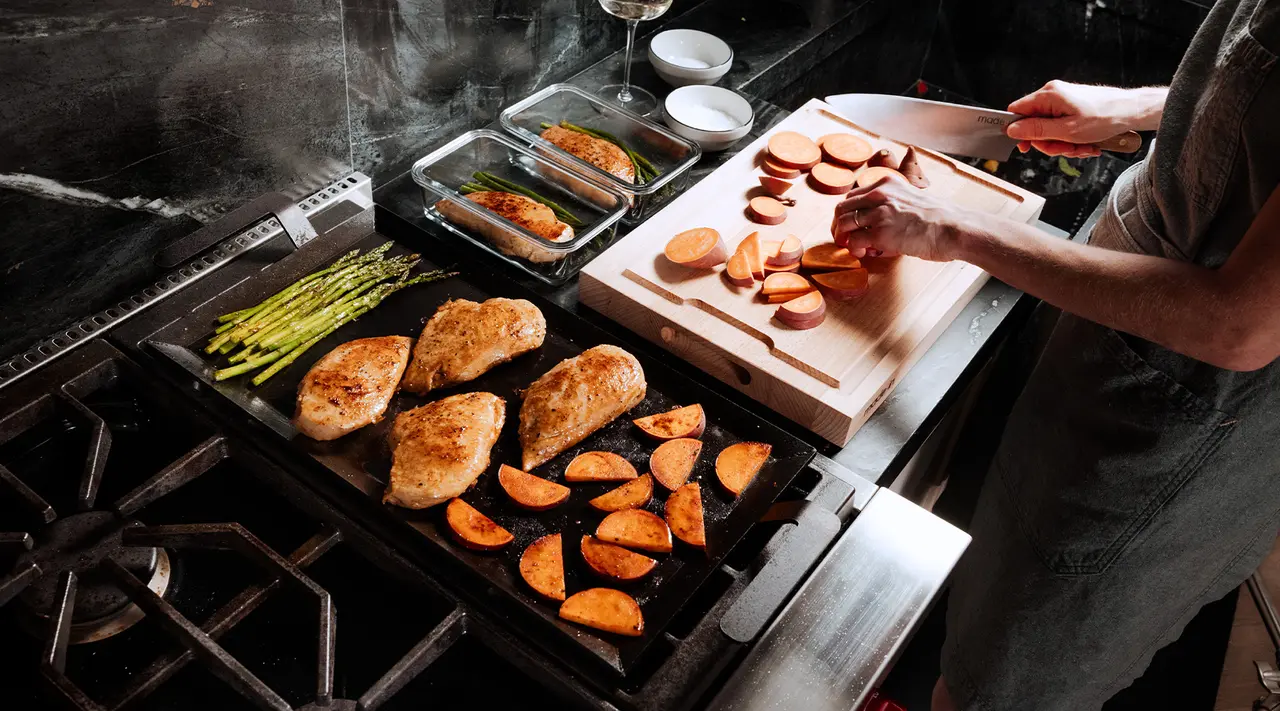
<box><xmin>597</xmin><ymin>0</ymin><xmax>674</xmax><ymax>116</ymax></box>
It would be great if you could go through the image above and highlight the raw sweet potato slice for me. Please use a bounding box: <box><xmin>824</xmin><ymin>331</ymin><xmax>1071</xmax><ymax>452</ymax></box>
<box><xmin>714</xmin><ymin>442</ymin><xmax>773</xmax><ymax>496</ymax></box>
<box><xmin>747</xmin><ymin>196</ymin><xmax>787</xmax><ymax>225</ymax></box>
<box><xmin>809</xmin><ymin>162</ymin><xmax>856</xmax><ymax>194</ymax></box>
<box><xmin>868</xmin><ymin>148</ymin><xmax>898</xmax><ymax>169</ymax></box>
<box><xmin>665</xmin><ymin>483</ymin><xmax>706</xmax><ymax>549</ymax></box>
<box><xmin>801</xmin><ymin>243</ymin><xmax>862</xmax><ymax>271</ymax></box>
<box><xmin>820</xmin><ymin>133</ymin><xmax>875</xmax><ymax>168</ymax></box>
<box><xmin>559</xmin><ymin>588</ymin><xmax>644</xmax><ymax>637</ymax></box>
<box><xmin>766</xmin><ymin>131</ymin><xmax>821</xmax><ymax>170</ymax></box>
<box><xmin>596</xmin><ymin>509</ymin><xmax>673</xmax><ymax>554</ymax></box>
<box><xmin>855</xmin><ymin>166</ymin><xmax>908</xmax><ymax>189</ymax></box>
<box><xmin>812</xmin><ymin>268</ymin><xmax>870</xmax><ymax>301</ymax></box>
<box><xmin>766</xmin><ymin>235</ymin><xmax>803</xmax><ymax>266</ymax></box>
<box><xmin>724</xmin><ymin>251</ymin><xmax>755</xmax><ymax>287</ymax></box>
<box><xmin>633</xmin><ymin>404</ymin><xmax>706</xmax><ymax>441</ymax></box>
<box><xmin>565</xmin><ymin>451</ymin><xmax>638</xmax><ymax>483</ymax></box>
<box><xmin>760</xmin><ymin>272</ymin><xmax>814</xmax><ymax>297</ymax></box>
<box><xmin>774</xmin><ymin>291</ymin><xmax>825</xmax><ymax>330</ymax></box>
<box><xmin>499</xmin><ymin>464</ymin><xmax>570</xmax><ymax>511</ymax></box>
<box><xmin>764</xmin><ymin>262</ymin><xmax>801</xmax><ymax>276</ymax></box>
<box><xmin>761</xmin><ymin>159</ymin><xmax>802</xmax><ymax>179</ymax></box>
<box><xmin>445</xmin><ymin>499</ymin><xmax>513</xmax><ymax>551</ymax></box>
<box><xmin>588</xmin><ymin>474</ymin><xmax>655</xmax><ymax>513</ymax></box>
<box><xmin>758</xmin><ymin>175</ymin><xmax>794</xmax><ymax>196</ymax></box>
<box><xmin>899</xmin><ymin>146</ymin><xmax>930</xmax><ymax>188</ymax></box>
<box><xmin>736</xmin><ymin>232</ymin><xmax>765</xmax><ymax>281</ymax></box>
<box><xmin>580</xmin><ymin>536</ymin><xmax>657</xmax><ymax>582</ymax></box>
<box><xmin>665</xmin><ymin>227</ymin><xmax>728</xmax><ymax>269</ymax></box>
<box><xmin>519</xmin><ymin>533</ymin><xmax>565</xmax><ymax>601</ymax></box>
<box><xmin>649</xmin><ymin>438</ymin><xmax>702</xmax><ymax>491</ymax></box>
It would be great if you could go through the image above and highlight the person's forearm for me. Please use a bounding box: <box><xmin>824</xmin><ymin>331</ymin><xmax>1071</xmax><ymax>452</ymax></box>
<box><xmin>1123</xmin><ymin>86</ymin><xmax>1168</xmax><ymax>131</ymax></box>
<box><xmin>955</xmin><ymin>215</ymin><xmax>1255</xmax><ymax>369</ymax></box>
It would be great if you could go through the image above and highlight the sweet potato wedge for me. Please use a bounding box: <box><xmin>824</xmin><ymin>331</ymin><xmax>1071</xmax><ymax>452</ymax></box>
<box><xmin>724</xmin><ymin>251</ymin><xmax>755</xmax><ymax>287</ymax></box>
<box><xmin>445</xmin><ymin>499</ymin><xmax>513</xmax><ymax>551</ymax></box>
<box><xmin>764</xmin><ymin>291</ymin><xmax>806</xmax><ymax>304</ymax></box>
<box><xmin>819</xmin><ymin>133</ymin><xmax>874</xmax><ymax>168</ymax></box>
<box><xmin>808</xmin><ymin>162</ymin><xmax>856</xmax><ymax>194</ymax></box>
<box><xmin>761</xmin><ymin>159</ymin><xmax>802</xmax><ymax>179</ymax></box>
<box><xmin>499</xmin><ymin>464</ymin><xmax>570</xmax><ymax>511</ymax></box>
<box><xmin>737</xmin><ymin>232</ymin><xmax>765</xmax><ymax>281</ymax></box>
<box><xmin>774</xmin><ymin>290</ymin><xmax>825</xmax><ymax>330</ymax></box>
<box><xmin>559</xmin><ymin>588</ymin><xmax>644</xmax><ymax>637</ymax></box>
<box><xmin>855</xmin><ymin>166</ymin><xmax>908</xmax><ymax>189</ymax></box>
<box><xmin>665</xmin><ymin>483</ymin><xmax>706</xmax><ymax>549</ymax></box>
<box><xmin>763</xmin><ymin>262</ymin><xmax>801</xmax><ymax>276</ymax></box>
<box><xmin>649</xmin><ymin>438</ymin><xmax>702</xmax><ymax>490</ymax></box>
<box><xmin>767</xmin><ymin>131</ymin><xmax>821</xmax><ymax>170</ymax></box>
<box><xmin>565</xmin><ymin>451</ymin><xmax>638</xmax><ymax>483</ymax></box>
<box><xmin>812</xmin><ymin>268</ymin><xmax>870</xmax><ymax>301</ymax></box>
<box><xmin>766</xmin><ymin>235</ymin><xmax>803</xmax><ymax>267</ymax></box>
<box><xmin>596</xmin><ymin>509</ymin><xmax>673</xmax><ymax>554</ymax></box>
<box><xmin>714</xmin><ymin>442</ymin><xmax>772</xmax><ymax>496</ymax></box>
<box><xmin>801</xmin><ymin>243</ymin><xmax>862</xmax><ymax>271</ymax></box>
<box><xmin>581</xmin><ymin>535</ymin><xmax>657</xmax><ymax>582</ymax></box>
<box><xmin>664</xmin><ymin>227</ymin><xmax>728</xmax><ymax>269</ymax></box>
<box><xmin>588</xmin><ymin>473</ymin><xmax>655</xmax><ymax>513</ymax></box>
<box><xmin>758</xmin><ymin>175</ymin><xmax>793</xmax><ymax>197</ymax></box>
<box><xmin>747</xmin><ymin>196</ymin><xmax>787</xmax><ymax>226</ymax></box>
<box><xmin>899</xmin><ymin>146</ymin><xmax>930</xmax><ymax>188</ymax></box>
<box><xmin>632</xmin><ymin>404</ymin><xmax>706</xmax><ymax>441</ymax></box>
<box><xmin>760</xmin><ymin>272</ymin><xmax>814</xmax><ymax>297</ymax></box>
<box><xmin>519</xmin><ymin>533</ymin><xmax>565</xmax><ymax>601</ymax></box>
<box><xmin>868</xmin><ymin>148</ymin><xmax>898</xmax><ymax>169</ymax></box>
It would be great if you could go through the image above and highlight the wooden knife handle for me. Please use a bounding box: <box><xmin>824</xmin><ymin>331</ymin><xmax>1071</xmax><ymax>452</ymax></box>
<box><xmin>1097</xmin><ymin>131</ymin><xmax>1142</xmax><ymax>153</ymax></box>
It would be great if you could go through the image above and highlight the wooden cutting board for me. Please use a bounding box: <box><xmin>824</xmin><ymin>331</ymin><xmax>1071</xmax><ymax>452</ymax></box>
<box><xmin>580</xmin><ymin>99</ymin><xmax>1045</xmax><ymax>445</ymax></box>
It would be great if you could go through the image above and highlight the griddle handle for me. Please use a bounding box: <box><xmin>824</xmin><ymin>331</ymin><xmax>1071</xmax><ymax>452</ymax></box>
<box><xmin>719</xmin><ymin>500</ymin><xmax>842</xmax><ymax>644</ymax></box>
<box><xmin>155</xmin><ymin>192</ymin><xmax>317</xmax><ymax>269</ymax></box>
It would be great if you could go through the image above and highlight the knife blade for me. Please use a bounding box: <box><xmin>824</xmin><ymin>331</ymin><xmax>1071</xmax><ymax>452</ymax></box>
<box><xmin>824</xmin><ymin>93</ymin><xmax>1140</xmax><ymax>161</ymax></box>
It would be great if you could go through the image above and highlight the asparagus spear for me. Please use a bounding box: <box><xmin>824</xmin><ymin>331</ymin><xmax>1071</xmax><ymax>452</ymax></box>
<box><xmin>552</xmin><ymin>121</ymin><xmax>660</xmax><ymax>182</ymax></box>
<box><xmin>471</xmin><ymin>172</ymin><xmax>584</xmax><ymax>227</ymax></box>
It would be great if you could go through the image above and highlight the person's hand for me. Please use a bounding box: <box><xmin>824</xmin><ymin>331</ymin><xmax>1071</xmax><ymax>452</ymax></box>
<box><xmin>831</xmin><ymin>178</ymin><xmax>982</xmax><ymax>262</ymax></box>
<box><xmin>1006</xmin><ymin>81</ymin><xmax>1140</xmax><ymax>158</ymax></box>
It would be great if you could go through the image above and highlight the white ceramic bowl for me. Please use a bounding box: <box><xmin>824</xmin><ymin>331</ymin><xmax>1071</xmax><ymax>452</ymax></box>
<box><xmin>647</xmin><ymin>29</ymin><xmax>733</xmax><ymax>87</ymax></box>
<box><xmin>662</xmin><ymin>85</ymin><xmax>754</xmax><ymax>152</ymax></box>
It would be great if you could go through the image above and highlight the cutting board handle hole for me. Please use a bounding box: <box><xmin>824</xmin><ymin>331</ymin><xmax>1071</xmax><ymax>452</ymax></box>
<box><xmin>729</xmin><ymin>362</ymin><xmax>752</xmax><ymax>386</ymax></box>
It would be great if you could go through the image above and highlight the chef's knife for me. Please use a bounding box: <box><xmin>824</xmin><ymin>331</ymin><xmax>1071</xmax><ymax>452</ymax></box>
<box><xmin>824</xmin><ymin>93</ymin><xmax>1141</xmax><ymax>161</ymax></box>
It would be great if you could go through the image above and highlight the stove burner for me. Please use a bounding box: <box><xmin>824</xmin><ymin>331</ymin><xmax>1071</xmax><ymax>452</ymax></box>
<box><xmin>14</xmin><ymin>511</ymin><xmax>171</xmax><ymax>643</ymax></box>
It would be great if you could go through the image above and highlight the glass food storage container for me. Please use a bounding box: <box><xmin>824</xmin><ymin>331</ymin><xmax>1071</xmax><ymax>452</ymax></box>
<box><xmin>412</xmin><ymin>129</ymin><xmax>629</xmax><ymax>285</ymax></box>
<box><xmin>499</xmin><ymin>83</ymin><xmax>701</xmax><ymax>223</ymax></box>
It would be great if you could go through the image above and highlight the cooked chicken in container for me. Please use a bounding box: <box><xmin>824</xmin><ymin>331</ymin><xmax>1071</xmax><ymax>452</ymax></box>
<box><xmin>383</xmin><ymin>392</ymin><xmax>506</xmax><ymax>509</ymax></box>
<box><xmin>540</xmin><ymin>125</ymin><xmax>636</xmax><ymax>184</ymax></box>
<box><xmin>435</xmin><ymin>191</ymin><xmax>573</xmax><ymax>263</ymax></box>
<box><xmin>401</xmin><ymin>298</ymin><xmax>546</xmax><ymax>395</ymax></box>
<box><xmin>519</xmin><ymin>344</ymin><xmax>646</xmax><ymax>470</ymax></box>
<box><xmin>293</xmin><ymin>336</ymin><xmax>413</xmax><ymax>441</ymax></box>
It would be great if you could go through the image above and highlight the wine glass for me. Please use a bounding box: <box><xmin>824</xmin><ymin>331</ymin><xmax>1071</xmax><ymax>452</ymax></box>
<box><xmin>597</xmin><ymin>0</ymin><xmax>674</xmax><ymax>116</ymax></box>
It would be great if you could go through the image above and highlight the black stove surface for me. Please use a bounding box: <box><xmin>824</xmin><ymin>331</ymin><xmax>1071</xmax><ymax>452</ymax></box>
<box><xmin>1</xmin><ymin>341</ymin><xmax>561</xmax><ymax>710</ymax></box>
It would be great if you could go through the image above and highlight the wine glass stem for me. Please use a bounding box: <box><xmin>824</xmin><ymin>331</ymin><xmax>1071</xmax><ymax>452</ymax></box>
<box><xmin>618</xmin><ymin>19</ymin><xmax>639</xmax><ymax>105</ymax></box>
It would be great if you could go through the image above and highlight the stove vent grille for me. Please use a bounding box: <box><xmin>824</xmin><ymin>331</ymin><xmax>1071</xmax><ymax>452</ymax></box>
<box><xmin>0</xmin><ymin>173</ymin><xmax>372</xmax><ymax>389</ymax></box>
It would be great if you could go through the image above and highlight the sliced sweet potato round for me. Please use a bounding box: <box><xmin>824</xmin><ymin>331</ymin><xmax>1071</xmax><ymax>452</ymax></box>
<box><xmin>650</xmin><ymin>438</ymin><xmax>702</xmax><ymax>491</ymax></box>
<box><xmin>767</xmin><ymin>131</ymin><xmax>821</xmax><ymax>170</ymax></box>
<box><xmin>665</xmin><ymin>483</ymin><xmax>706</xmax><ymax>549</ymax></box>
<box><xmin>565</xmin><ymin>451</ymin><xmax>638</xmax><ymax>483</ymax></box>
<box><xmin>559</xmin><ymin>588</ymin><xmax>644</xmax><ymax>637</ymax></box>
<box><xmin>665</xmin><ymin>227</ymin><xmax>728</xmax><ymax>269</ymax></box>
<box><xmin>714</xmin><ymin>442</ymin><xmax>773</xmax><ymax>496</ymax></box>
<box><xmin>633</xmin><ymin>404</ymin><xmax>706</xmax><ymax>441</ymax></box>
<box><xmin>747</xmin><ymin>196</ymin><xmax>787</xmax><ymax>226</ymax></box>
<box><xmin>580</xmin><ymin>535</ymin><xmax>657</xmax><ymax>582</ymax></box>
<box><xmin>499</xmin><ymin>464</ymin><xmax>571</xmax><ymax>511</ymax></box>
<box><xmin>801</xmin><ymin>243</ymin><xmax>862</xmax><ymax>271</ymax></box>
<box><xmin>596</xmin><ymin>509</ymin><xmax>672</xmax><ymax>554</ymax></box>
<box><xmin>808</xmin><ymin>162</ymin><xmax>856</xmax><ymax>194</ymax></box>
<box><xmin>760</xmin><ymin>272</ymin><xmax>814</xmax><ymax>297</ymax></box>
<box><xmin>765</xmin><ymin>291</ymin><xmax>806</xmax><ymax>303</ymax></box>
<box><xmin>775</xmin><ymin>290</ymin><xmax>826</xmax><ymax>330</ymax></box>
<box><xmin>855</xmin><ymin>166</ymin><xmax>908</xmax><ymax>189</ymax></box>
<box><xmin>812</xmin><ymin>268</ymin><xmax>870</xmax><ymax>301</ymax></box>
<box><xmin>445</xmin><ymin>499</ymin><xmax>513</xmax><ymax>551</ymax></box>
<box><xmin>761</xmin><ymin>159</ymin><xmax>802</xmax><ymax>179</ymax></box>
<box><xmin>758</xmin><ymin>175</ymin><xmax>794</xmax><ymax>197</ymax></box>
<box><xmin>767</xmin><ymin>235</ymin><xmax>803</xmax><ymax>267</ymax></box>
<box><xmin>519</xmin><ymin>533</ymin><xmax>565</xmax><ymax>601</ymax></box>
<box><xmin>588</xmin><ymin>474</ymin><xmax>655</xmax><ymax>513</ymax></box>
<box><xmin>763</xmin><ymin>262</ymin><xmax>801</xmax><ymax>276</ymax></box>
<box><xmin>819</xmin><ymin>133</ymin><xmax>875</xmax><ymax>168</ymax></box>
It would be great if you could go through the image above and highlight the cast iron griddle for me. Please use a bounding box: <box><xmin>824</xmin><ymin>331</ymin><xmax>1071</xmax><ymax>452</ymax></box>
<box><xmin>148</xmin><ymin>232</ymin><xmax>815</xmax><ymax>678</ymax></box>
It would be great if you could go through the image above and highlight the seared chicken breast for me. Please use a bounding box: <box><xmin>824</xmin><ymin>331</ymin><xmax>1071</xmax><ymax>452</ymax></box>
<box><xmin>293</xmin><ymin>336</ymin><xmax>413</xmax><ymax>441</ymax></box>
<box><xmin>519</xmin><ymin>345</ymin><xmax>646</xmax><ymax>470</ymax></box>
<box><xmin>541</xmin><ymin>125</ymin><xmax>636</xmax><ymax>183</ymax></box>
<box><xmin>383</xmin><ymin>392</ymin><xmax>506</xmax><ymax>509</ymax></box>
<box><xmin>401</xmin><ymin>298</ymin><xmax>546</xmax><ymax>395</ymax></box>
<box><xmin>436</xmin><ymin>192</ymin><xmax>573</xmax><ymax>263</ymax></box>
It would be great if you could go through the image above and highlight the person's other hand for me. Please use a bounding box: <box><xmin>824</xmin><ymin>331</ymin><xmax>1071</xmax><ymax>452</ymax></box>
<box><xmin>831</xmin><ymin>178</ymin><xmax>983</xmax><ymax>262</ymax></box>
<box><xmin>1006</xmin><ymin>81</ymin><xmax>1136</xmax><ymax>158</ymax></box>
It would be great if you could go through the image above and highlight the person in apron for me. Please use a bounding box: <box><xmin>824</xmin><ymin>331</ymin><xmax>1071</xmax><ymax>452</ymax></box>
<box><xmin>832</xmin><ymin>1</ymin><xmax>1280</xmax><ymax>709</ymax></box>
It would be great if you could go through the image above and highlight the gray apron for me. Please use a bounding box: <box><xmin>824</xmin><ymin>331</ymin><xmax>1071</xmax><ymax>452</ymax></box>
<box><xmin>941</xmin><ymin>1</ymin><xmax>1280</xmax><ymax>709</ymax></box>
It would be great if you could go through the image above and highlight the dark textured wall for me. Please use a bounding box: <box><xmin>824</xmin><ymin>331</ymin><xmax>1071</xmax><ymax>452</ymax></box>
<box><xmin>923</xmin><ymin>0</ymin><xmax>1209</xmax><ymax>108</ymax></box>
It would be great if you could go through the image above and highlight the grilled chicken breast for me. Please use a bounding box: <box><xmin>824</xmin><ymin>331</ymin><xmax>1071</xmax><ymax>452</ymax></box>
<box><xmin>383</xmin><ymin>392</ymin><xmax>506</xmax><ymax>509</ymax></box>
<box><xmin>436</xmin><ymin>192</ymin><xmax>573</xmax><ymax>263</ymax></box>
<box><xmin>401</xmin><ymin>298</ymin><xmax>546</xmax><ymax>395</ymax></box>
<box><xmin>541</xmin><ymin>125</ymin><xmax>636</xmax><ymax>183</ymax></box>
<box><xmin>293</xmin><ymin>336</ymin><xmax>413</xmax><ymax>441</ymax></box>
<box><xmin>519</xmin><ymin>345</ymin><xmax>646</xmax><ymax>470</ymax></box>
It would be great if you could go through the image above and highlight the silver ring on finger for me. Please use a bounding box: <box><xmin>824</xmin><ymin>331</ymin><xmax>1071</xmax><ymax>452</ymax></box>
<box><xmin>853</xmin><ymin>208</ymin><xmax>861</xmax><ymax>229</ymax></box>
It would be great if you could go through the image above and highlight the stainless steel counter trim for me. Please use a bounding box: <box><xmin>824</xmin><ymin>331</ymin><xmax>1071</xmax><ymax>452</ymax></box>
<box><xmin>0</xmin><ymin>173</ymin><xmax>373</xmax><ymax>390</ymax></box>
<box><xmin>708</xmin><ymin>488</ymin><xmax>970</xmax><ymax>711</ymax></box>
